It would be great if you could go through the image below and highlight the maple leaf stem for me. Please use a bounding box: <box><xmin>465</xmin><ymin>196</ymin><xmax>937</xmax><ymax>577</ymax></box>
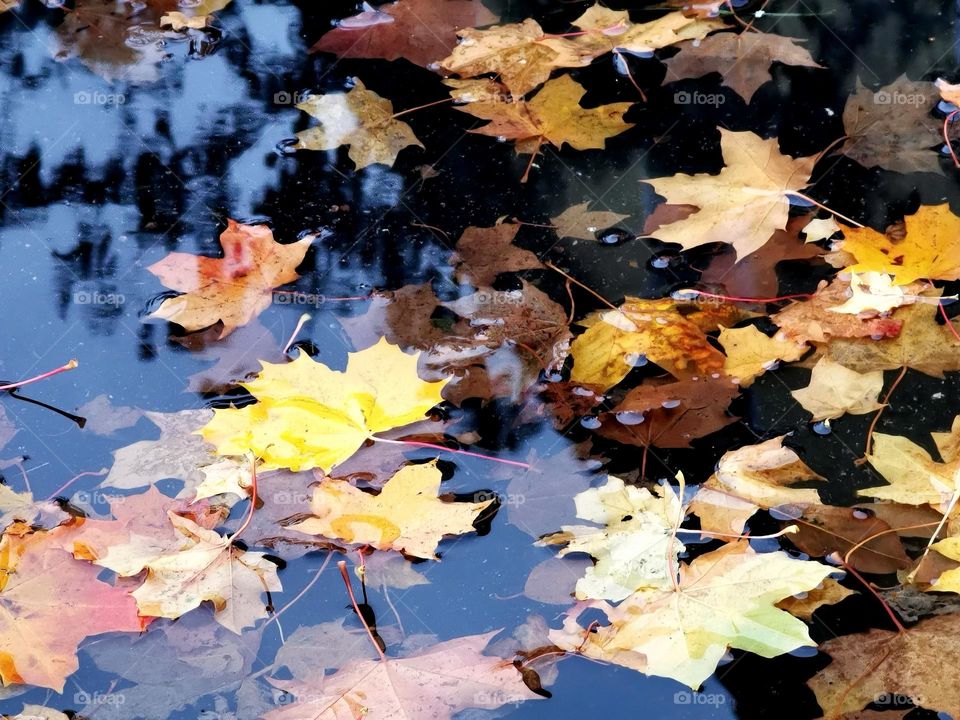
<box><xmin>840</xmin><ymin>520</ymin><xmax>940</xmax><ymax>567</ymax></box>
<box><xmin>45</xmin><ymin>468</ymin><xmax>108</xmax><ymax>501</ymax></box>
<box><xmin>282</xmin><ymin>312</ymin><xmax>312</xmax><ymax>355</ymax></box>
<box><xmin>544</xmin><ymin>261</ymin><xmax>621</xmax><ymax>313</ymax></box>
<box><xmin>862</xmin><ymin>365</ymin><xmax>908</xmax><ymax>459</ymax></box>
<box><xmin>392</xmin><ymin>97</ymin><xmax>454</xmax><ymax>119</ymax></box>
<box><xmin>371</xmin><ymin>437</ymin><xmax>531</xmax><ymax>468</ymax></box>
<box><xmin>785</xmin><ymin>192</ymin><xmax>865</xmax><ymax>228</ymax></box>
<box><xmin>521</xmin><ymin>138</ymin><xmax>544</xmax><ymax>183</ymax></box>
<box><xmin>0</xmin><ymin>359</ymin><xmax>78</xmax><ymax>392</ymax></box>
<box><xmin>939</xmin><ymin>300</ymin><xmax>960</xmax><ymax>341</ymax></box>
<box><xmin>230</xmin><ymin>460</ymin><xmax>259</xmax><ymax>542</ymax></box>
<box><xmin>836</xmin><ymin>555</ymin><xmax>907</xmax><ymax>634</ymax></box>
<box><xmin>264</xmin><ymin>552</ymin><xmax>334</xmax><ymax>631</ymax></box>
<box><xmin>943</xmin><ymin>110</ymin><xmax>960</xmax><ymax>168</ymax></box>
<box><xmin>337</xmin><ymin>560</ymin><xmax>387</xmax><ymax>661</ymax></box>
<box><xmin>677</xmin><ymin>526</ymin><xmax>799</xmax><ymax>541</ymax></box>
<box><xmin>613</xmin><ymin>50</ymin><xmax>647</xmax><ymax>102</ymax></box>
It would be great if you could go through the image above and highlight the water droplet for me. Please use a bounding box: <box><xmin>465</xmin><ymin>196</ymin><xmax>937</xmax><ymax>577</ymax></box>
<box><xmin>852</xmin><ymin>508</ymin><xmax>871</xmax><ymax>520</ymax></box>
<box><xmin>655</xmin><ymin>317</ymin><xmax>668</xmax><ymax>325</ymax></box>
<box><xmin>496</xmin><ymin>136</ymin><xmax>508</xmax><ymax>143</ymax></box>
<box><xmin>788</xmin><ymin>194</ymin><xmax>815</xmax><ymax>208</ymax></box>
<box><xmin>813</xmin><ymin>420</ymin><xmax>832</xmax><ymax>435</ymax></box>
<box><xmin>789</xmin><ymin>646</ymin><xmax>819</xmax><ymax>658</ymax></box>
<box><xmin>660</xmin><ymin>399</ymin><xmax>681</xmax><ymax>409</ymax></box>
<box><xmin>938</xmin><ymin>100</ymin><xmax>959</xmax><ymax>114</ymax></box>
<box><xmin>580</xmin><ymin>416</ymin><xmax>602</xmax><ymax>430</ymax></box>
<box><xmin>651</xmin><ymin>256</ymin><xmax>671</xmax><ymax>269</ymax></box>
<box><xmin>546</xmin><ymin>371</ymin><xmax>564</xmax><ymax>383</ymax></box>
<box><xmin>275</xmin><ymin>138</ymin><xmax>300</xmax><ymax>155</ymax></box>
<box><xmin>597</xmin><ymin>228</ymin><xmax>632</xmax><ymax>245</ymax></box>
<box><xmin>624</xmin><ymin>353</ymin><xmax>647</xmax><ymax>367</ymax></box>
<box><xmin>572</xmin><ymin>386</ymin><xmax>596</xmax><ymax>397</ymax></box>
<box><xmin>615</xmin><ymin>411</ymin><xmax>645</xmax><ymax>425</ymax></box>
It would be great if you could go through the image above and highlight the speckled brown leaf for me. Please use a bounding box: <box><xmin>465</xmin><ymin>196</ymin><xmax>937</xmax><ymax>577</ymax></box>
<box><xmin>310</xmin><ymin>0</ymin><xmax>499</xmax><ymax>68</ymax></box>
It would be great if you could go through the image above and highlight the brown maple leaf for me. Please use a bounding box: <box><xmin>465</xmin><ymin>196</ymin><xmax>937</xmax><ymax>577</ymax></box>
<box><xmin>665</xmin><ymin>31</ymin><xmax>823</xmax><ymax>103</ymax></box>
<box><xmin>596</xmin><ymin>375</ymin><xmax>740</xmax><ymax>448</ymax></box>
<box><xmin>450</xmin><ymin>223</ymin><xmax>544</xmax><ymax>285</ymax></box>
<box><xmin>310</xmin><ymin>0</ymin><xmax>499</xmax><ymax>68</ymax></box>
<box><xmin>839</xmin><ymin>76</ymin><xmax>944</xmax><ymax>175</ymax></box>
<box><xmin>147</xmin><ymin>220</ymin><xmax>314</xmax><ymax>339</ymax></box>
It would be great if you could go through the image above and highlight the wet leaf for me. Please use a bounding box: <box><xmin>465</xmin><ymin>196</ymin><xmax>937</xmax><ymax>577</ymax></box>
<box><xmin>839</xmin><ymin>76</ymin><xmax>943</xmax><ymax>175</ymax></box>
<box><xmin>776</xmin><ymin>577</ymin><xmax>855</xmax><ymax>620</ymax></box>
<box><xmin>264</xmin><ymin>632</ymin><xmax>541</xmax><ymax>718</ymax></box>
<box><xmin>457</xmin><ymin>75</ymin><xmax>633</xmax><ymax>156</ymax></box>
<box><xmin>568</xmin><ymin>296</ymin><xmax>745</xmax><ymax>390</ymax></box>
<box><xmin>717</xmin><ymin>324</ymin><xmax>808</xmax><ymax>387</ymax></box>
<box><xmin>839</xmin><ymin>205</ymin><xmax>960</xmax><ymax>284</ymax></box>
<box><xmin>539</xmin><ymin>476</ymin><xmax>684</xmax><ymax>600</ymax></box>
<box><xmin>552</xmin><ymin>541</ymin><xmax>834</xmax><ymax>689</ymax></box>
<box><xmin>200</xmin><ymin>339</ymin><xmax>448</xmax><ymax>473</ymax></box>
<box><xmin>665</xmin><ymin>31</ymin><xmax>823</xmax><ymax>103</ymax></box>
<box><xmin>289</xmin><ymin>461</ymin><xmax>493</xmax><ymax>560</ymax></box>
<box><xmin>450</xmin><ymin>222</ymin><xmax>544</xmax><ymax>286</ymax></box>
<box><xmin>147</xmin><ymin>220</ymin><xmax>314</xmax><ymax>339</ymax></box>
<box><xmin>551</xmin><ymin>202</ymin><xmax>630</xmax><ymax>241</ymax></box>
<box><xmin>788</xmin><ymin>505</ymin><xmax>911</xmax><ymax>574</ymax></box>
<box><xmin>790</xmin><ymin>357</ymin><xmax>884</xmax><ymax>421</ymax></box>
<box><xmin>0</xmin><ymin>530</ymin><xmax>144</xmax><ymax>691</ymax></box>
<box><xmin>310</xmin><ymin>0</ymin><xmax>499</xmax><ymax>68</ymax></box>
<box><xmin>690</xmin><ymin>436</ymin><xmax>825</xmax><ymax>534</ymax></box>
<box><xmin>642</xmin><ymin>129</ymin><xmax>816</xmax><ymax>260</ymax></box>
<box><xmin>294</xmin><ymin>80</ymin><xmax>424</xmax><ymax>168</ymax></box>
<box><xmin>809</xmin><ymin>614</ymin><xmax>960</xmax><ymax>717</ymax></box>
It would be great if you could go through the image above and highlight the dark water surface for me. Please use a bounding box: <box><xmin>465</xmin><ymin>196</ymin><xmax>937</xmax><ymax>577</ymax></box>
<box><xmin>2</xmin><ymin>0</ymin><xmax>960</xmax><ymax>718</ymax></box>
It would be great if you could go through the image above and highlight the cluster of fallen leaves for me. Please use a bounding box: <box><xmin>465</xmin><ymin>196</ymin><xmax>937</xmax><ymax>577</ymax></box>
<box><xmin>7</xmin><ymin>0</ymin><xmax>960</xmax><ymax>718</ymax></box>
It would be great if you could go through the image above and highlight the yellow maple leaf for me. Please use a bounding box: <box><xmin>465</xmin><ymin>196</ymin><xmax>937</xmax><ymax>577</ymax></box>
<box><xmin>288</xmin><ymin>462</ymin><xmax>492</xmax><ymax>560</ymax></box>
<box><xmin>569</xmin><ymin>4</ymin><xmax>723</xmax><ymax>58</ymax></box>
<box><xmin>568</xmin><ymin>296</ymin><xmax>746</xmax><ymax>390</ymax></box>
<box><xmin>539</xmin><ymin>476</ymin><xmax>685</xmax><ymax>601</ymax></box>
<box><xmin>294</xmin><ymin>80</ymin><xmax>424</xmax><ymax>169</ymax></box>
<box><xmin>860</xmin><ymin>418</ymin><xmax>960</xmax><ymax>511</ymax></box>
<box><xmin>840</xmin><ymin>205</ymin><xmax>960</xmax><ymax>285</ymax></box>
<box><xmin>689</xmin><ymin>436</ymin><xmax>824</xmax><ymax>534</ymax></box>
<box><xmin>550</xmin><ymin>541</ymin><xmax>834</xmax><ymax>689</ymax></box>
<box><xmin>458</xmin><ymin>74</ymin><xmax>633</xmax><ymax>155</ymax></box>
<box><xmin>790</xmin><ymin>357</ymin><xmax>884</xmax><ymax>421</ymax></box>
<box><xmin>717</xmin><ymin>325</ymin><xmax>808</xmax><ymax>387</ymax></box>
<box><xmin>643</xmin><ymin>129</ymin><xmax>816</xmax><ymax>260</ymax></box>
<box><xmin>200</xmin><ymin>339</ymin><xmax>448</xmax><ymax>472</ymax></box>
